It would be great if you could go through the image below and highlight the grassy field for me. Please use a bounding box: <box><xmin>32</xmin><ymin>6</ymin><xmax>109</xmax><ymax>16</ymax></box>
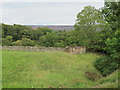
<box><xmin>2</xmin><ymin>50</ymin><xmax>118</xmax><ymax>88</ymax></box>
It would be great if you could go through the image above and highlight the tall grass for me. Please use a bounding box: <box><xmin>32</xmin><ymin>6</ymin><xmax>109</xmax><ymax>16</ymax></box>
<box><xmin>2</xmin><ymin>50</ymin><xmax>118</xmax><ymax>88</ymax></box>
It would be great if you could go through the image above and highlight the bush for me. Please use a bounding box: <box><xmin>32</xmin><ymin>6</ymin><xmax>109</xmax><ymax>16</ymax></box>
<box><xmin>54</xmin><ymin>42</ymin><xmax>65</xmax><ymax>47</ymax></box>
<box><xmin>12</xmin><ymin>40</ymin><xmax>22</xmax><ymax>46</ymax></box>
<box><xmin>2</xmin><ymin>36</ymin><xmax>13</xmax><ymax>46</ymax></box>
<box><xmin>12</xmin><ymin>38</ymin><xmax>35</xmax><ymax>46</ymax></box>
<box><xmin>94</xmin><ymin>56</ymin><xmax>119</xmax><ymax>76</ymax></box>
<box><xmin>22</xmin><ymin>38</ymin><xmax>35</xmax><ymax>46</ymax></box>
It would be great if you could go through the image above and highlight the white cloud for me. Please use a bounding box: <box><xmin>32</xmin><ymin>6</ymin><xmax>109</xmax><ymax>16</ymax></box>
<box><xmin>1</xmin><ymin>2</ymin><xmax>104</xmax><ymax>25</ymax></box>
<box><xmin>0</xmin><ymin>0</ymin><xmax>104</xmax><ymax>2</ymax></box>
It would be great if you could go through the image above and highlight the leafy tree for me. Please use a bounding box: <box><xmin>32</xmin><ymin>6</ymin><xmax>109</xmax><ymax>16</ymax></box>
<box><xmin>12</xmin><ymin>38</ymin><xmax>35</xmax><ymax>46</ymax></box>
<box><xmin>95</xmin><ymin>56</ymin><xmax>119</xmax><ymax>76</ymax></box>
<box><xmin>2</xmin><ymin>24</ymin><xmax>14</xmax><ymax>38</ymax></box>
<box><xmin>21</xmin><ymin>29</ymin><xmax>30</xmax><ymax>38</ymax></box>
<box><xmin>2</xmin><ymin>24</ymin><xmax>32</xmax><ymax>41</ymax></box>
<box><xmin>2</xmin><ymin>36</ymin><xmax>13</xmax><ymax>46</ymax></box>
<box><xmin>13</xmin><ymin>24</ymin><xmax>32</xmax><ymax>41</ymax></box>
<box><xmin>102</xmin><ymin>0</ymin><xmax>120</xmax><ymax>31</ymax></box>
<box><xmin>74</xmin><ymin>6</ymin><xmax>111</xmax><ymax>51</ymax></box>
<box><xmin>105</xmin><ymin>29</ymin><xmax>120</xmax><ymax>60</ymax></box>
<box><xmin>21</xmin><ymin>38</ymin><xmax>35</xmax><ymax>46</ymax></box>
<box><xmin>38</xmin><ymin>32</ymin><xmax>58</xmax><ymax>47</ymax></box>
<box><xmin>54</xmin><ymin>42</ymin><xmax>65</xmax><ymax>47</ymax></box>
<box><xmin>65</xmin><ymin>30</ymin><xmax>78</xmax><ymax>46</ymax></box>
<box><xmin>95</xmin><ymin>0</ymin><xmax>120</xmax><ymax>76</ymax></box>
<box><xmin>101</xmin><ymin>0</ymin><xmax>120</xmax><ymax>58</ymax></box>
<box><xmin>12</xmin><ymin>40</ymin><xmax>22</xmax><ymax>46</ymax></box>
<box><xmin>29</xmin><ymin>27</ymin><xmax>53</xmax><ymax>41</ymax></box>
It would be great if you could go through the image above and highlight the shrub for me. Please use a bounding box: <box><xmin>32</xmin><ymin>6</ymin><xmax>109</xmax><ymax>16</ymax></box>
<box><xmin>94</xmin><ymin>56</ymin><xmax>119</xmax><ymax>76</ymax></box>
<box><xmin>12</xmin><ymin>40</ymin><xmax>22</xmax><ymax>46</ymax></box>
<box><xmin>2</xmin><ymin>36</ymin><xmax>13</xmax><ymax>46</ymax></box>
<box><xmin>12</xmin><ymin>38</ymin><xmax>35</xmax><ymax>46</ymax></box>
<box><xmin>21</xmin><ymin>38</ymin><xmax>35</xmax><ymax>46</ymax></box>
<box><xmin>54</xmin><ymin>42</ymin><xmax>65</xmax><ymax>47</ymax></box>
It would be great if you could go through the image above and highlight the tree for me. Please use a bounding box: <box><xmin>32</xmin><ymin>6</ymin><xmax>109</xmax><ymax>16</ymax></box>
<box><xmin>65</xmin><ymin>30</ymin><xmax>78</xmax><ymax>46</ymax></box>
<box><xmin>94</xmin><ymin>0</ymin><xmax>120</xmax><ymax>76</ymax></box>
<box><xmin>105</xmin><ymin>30</ymin><xmax>120</xmax><ymax>60</ymax></box>
<box><xmin>12</xmin><ymin>40</ymin><xmax>22</xmax><ymax>46</ymax></box>
<box><xmin>2</xmin><ymin>24</ymin><xmax>32</xmax><ymax>41</ymax></box>
<box><xmin>2</xmin><ymin>36</ymin><xmax>13</xmax><ymax>46</ymax></box>
<box><xmin>12</xmin><ymin>38</ymin><xmax>35</xmax><ymax>46</ymax></box>
<box><xmin>102</xmin><ymin>0</ymin><xmax>120</xmax><ymax>31</ymax></box>
<box><xmin>21</xmin><ymin>29</ymin><xmax>30</xmax><ymax>38</ymax></box>
<box><xmin>74</xmin><ymin>6</ymin><xmax>111</xmax><ymax>51</ymax></box>
<box><xmin>2</xmin><ymin>24</ymin><xmax>14</xmax><ymax>38</ymax></box>
<box><xmin>38</xmin><ymin>32</ymin><xmax>58</xmax><ymax>47</ymax></box>
<box><xmin>21</xmin><ymin>38</ymin><xmax>35</xmax><ymax>46</ymax></box>
<box><xmin>102</xmin><ymin>0</ymin><xmax>120</xmax><ymax>58</ymax></box>
<box><xmin>29</xmin><ymin>27</ymin><xmax>53</xmax><ymax>41</ymax></box>
<box><xmin>13</xmin><ymin>24</ymin><xmax>32</xmax><ymax>41</ymax></box>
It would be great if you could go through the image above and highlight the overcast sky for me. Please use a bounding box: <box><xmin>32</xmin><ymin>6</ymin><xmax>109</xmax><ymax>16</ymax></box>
<box><xmin>1</xmin><ymin>0</ymin><xmax>104</xmax><ymax>25</ymax></box>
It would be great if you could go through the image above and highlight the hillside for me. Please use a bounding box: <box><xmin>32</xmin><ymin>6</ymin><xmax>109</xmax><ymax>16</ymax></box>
<box><xmin>26</xmin><ymin>25</ymin><xmax>74</xmax><ymax>31</ymax></box>
<box><xmin>2</xmin><ymin>50</ymin><xmax>118</xmax><ymax>88</ymax></box>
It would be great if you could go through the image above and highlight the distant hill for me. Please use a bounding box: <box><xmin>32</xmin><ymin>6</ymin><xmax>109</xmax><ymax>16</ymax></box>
<box><xmin>26</xmin><ymin>25</ymin><xmax>74</xmax><ymax>31</ymax></box>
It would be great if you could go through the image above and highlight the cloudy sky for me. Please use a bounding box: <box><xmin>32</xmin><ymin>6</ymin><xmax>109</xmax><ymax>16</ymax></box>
<box><xmin>1</xmin><ymin>0</ymin><xmax>104</xmax><ymax>25</ymax></box>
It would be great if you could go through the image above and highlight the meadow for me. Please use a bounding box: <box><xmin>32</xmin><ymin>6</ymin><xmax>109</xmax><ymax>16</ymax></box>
<box><xmin>2</xmin><ymin>50</ymin><xmax>118</xmax><ymax>88</ymax></box>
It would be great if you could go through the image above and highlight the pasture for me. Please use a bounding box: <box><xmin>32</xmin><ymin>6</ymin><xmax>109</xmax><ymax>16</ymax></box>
<box><xmin>2</xmin><ymin>50</ymin><xmax>118</xmax><ymax>88</ymax></box>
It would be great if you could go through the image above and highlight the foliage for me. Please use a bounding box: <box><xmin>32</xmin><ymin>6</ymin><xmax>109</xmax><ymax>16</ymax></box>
<box><xmin>12</xmin><ymin>38</ymin><xmax>35</xmax><ymax>46</ymax></box>
<box><xmin>2</xmin><ymin>36</ymin><xmax>13</xmax><ymax>46</ymax></box>
<box><xmin>2</xmin><ymin>24</ymin><xmax>73</xmax><ymax>47</ymax></box>
<box><xmin>37</xmin><ymin>30</ymin><xmax>75</xmax><ymax>47</ymax></box>
<box><xmin>65</xmin><ymin>30</ymin><xmax>78</xmax><ymax>46</ymax></box>
<box><xmin>94</xmin><ymin>1</ymin><xmax>120</xmax><ymax>76</ymax></box>
<box><xmin>21</xmin><ymin>38</ymin><xmax>35</xmax><ymax>46</ymax></box>
<box><xmin>73</xmin><ymin>3</ymin><xmax>119</xmax><ymax>76</ymax></box>
<box><xmin>105</xmin><ymin>30</ymin><xmax>120</xmax><ymax>60</ymax></box>
<box><xmin>2</xmin><ymin>24</ymin><xmax>32</xmax><ymax>41</ymax></box>
<box><xmin>102</xmin><ymin>0</ymin><xmax>120</xmax><ymax>31</ymax></box>
<box><xmin>95</xmin><ymin>56</ymin><xmax>119</xmax><ymax>76</ymax></box>
<box><xmin>29</xmin><ymin>27</ymin><xmax>53</xmax><ymax>40</ymax></box>
<box><xmin>74</xmin><ymin>6</ymin><xmax>111</xmax><ymax>50</ymax></box>
<box><xmin>102</xmin><ymin>1</ymin><xmax>120</xmax><ymax>59</ymax></box>
<box><xmin>12</xmin><ymin>40</ymin><xmax>22</xmax><ymax>46</ymax></box>
<box><xmin>38</xmin><ymin>32</ymin><xmax>59</xmax><ymax>47</ymax></box>
<box><xmin>54</xmin><ymin>42</ymin><xmax>65</xmax><ymax>47</ymax></box>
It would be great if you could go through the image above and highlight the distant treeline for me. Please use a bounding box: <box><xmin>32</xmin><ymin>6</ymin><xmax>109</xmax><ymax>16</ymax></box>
<box><xmin>2</xmin><ymin>23</ymin><xmax>76</xmax><ymax>47</ymax></box>
<box><xmin>27</xmin><ymin>25</ymin><xmax>74</xmax><ymax>30</ymax></box>
<box><xmin>1</xmin><ymin>1</ymin><xmax>120</xmax><ymax>76</ymax></box>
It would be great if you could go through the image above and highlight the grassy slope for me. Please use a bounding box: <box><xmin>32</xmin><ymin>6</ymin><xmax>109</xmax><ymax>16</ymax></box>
<box><xmin>2</xmin><ymin>50</ymin><xmax>118</xmax><ymax>88</ymax></box>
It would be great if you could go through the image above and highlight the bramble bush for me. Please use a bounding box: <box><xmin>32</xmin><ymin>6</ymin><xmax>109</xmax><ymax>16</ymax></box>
<box><xmin>94</xmin><ymin>56</ymin><xmax>119</xmax><ymax>76</ymax></box>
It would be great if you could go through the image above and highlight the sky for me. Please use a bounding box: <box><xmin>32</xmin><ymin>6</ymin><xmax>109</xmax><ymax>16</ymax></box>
<box><xmin>0</xmin><ymin>0</ymin><xmax>104</xmax><ymax>25</ymax></box>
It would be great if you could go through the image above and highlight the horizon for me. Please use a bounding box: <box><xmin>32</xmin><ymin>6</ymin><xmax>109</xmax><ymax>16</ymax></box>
<box><xmin>2</xmin><ymin>23</ymin><xmax>74</xmax><ymax>26</ymax></box>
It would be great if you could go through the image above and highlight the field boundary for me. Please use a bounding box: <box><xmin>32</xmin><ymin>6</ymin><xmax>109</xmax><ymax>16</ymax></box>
<box><xmin>1</xmin><ymin>46</ymin><xmax>86</xmax><ymax>54</ymax></box>
<box><xmin>1</xmin><ymin>46</ymin><xmax>65</xmax><ymax>52</ymax></box>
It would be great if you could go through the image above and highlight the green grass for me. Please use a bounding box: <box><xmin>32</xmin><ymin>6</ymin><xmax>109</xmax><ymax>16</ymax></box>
<box><xmin>2</xmin><ymin>50</ymin><xmax>119</xmax><ymax>88</ymax></box>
